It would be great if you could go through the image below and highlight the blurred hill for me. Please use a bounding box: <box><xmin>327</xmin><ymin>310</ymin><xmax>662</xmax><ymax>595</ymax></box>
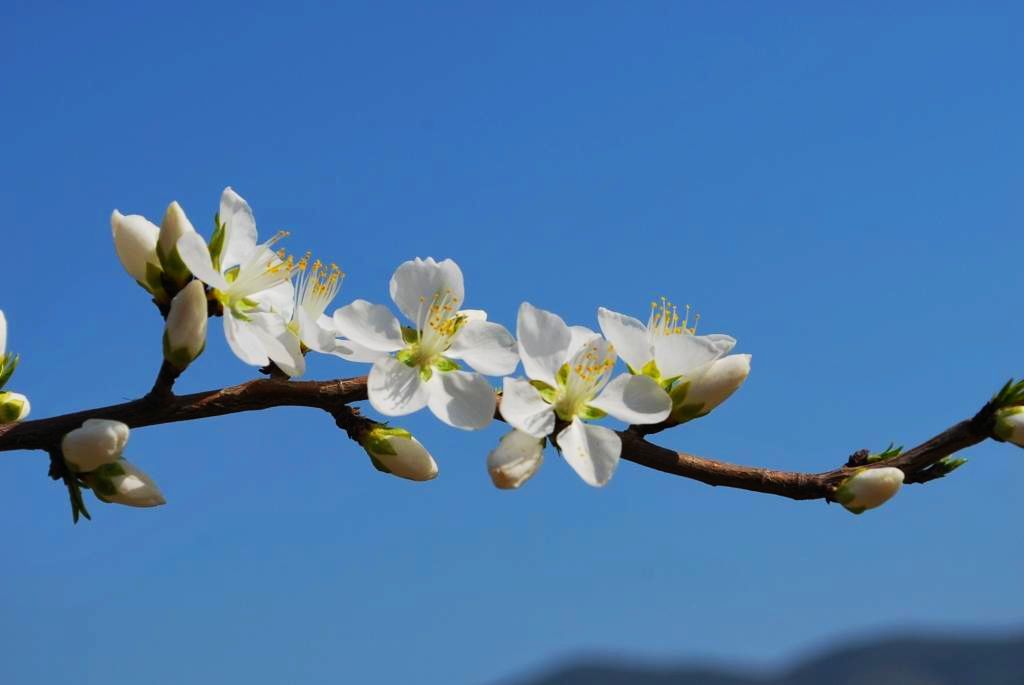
<box><xmin>500</xmin><ymin>633</ymin><xmax>1024</xmax><ymax>685</ymax></box>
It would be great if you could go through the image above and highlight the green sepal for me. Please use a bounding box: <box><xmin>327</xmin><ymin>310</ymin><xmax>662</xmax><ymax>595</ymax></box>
<box><xmin>556</xmin><ymin>363</ymin><xmax>569</xmax><ymax>388</ymax></box>
<box><xmin>368</xmin><ymin>455</ymin><xmax>393</xmax><ymax>473</ymax></box>
<box><xmin>667</xmin><ymin>380</ymin><xmax>706</xmax><ymax>423</ymax></box>
<box><xmin>143</xmin><ymin>262</ymin><xmax>169</xmax><ymax>302</ymax></box>
<box><xmin>0</xmin><ymin>392</ymin><xmax>26</xmax><ymax>422</ymax></box>
<box><xmin>396</xmin><ymin>348</ymin><xmax>417</xmax><ymax>367</ymax></box>
<box><xmin>162</xmin><ymin>332</ymin><xmax>202</xmax><ymax>371</ymax></box>
<box><xmin>419</xmin><ymin>366</ymin><xmax>433</xmax><ymax>382</ymax></box>
<box><xmin>639</xmin><ymin>360</ymin><xmax>661</xmax><ymax>382</ymax></box>
<box><xmin>433</xmin><ymin>357</ymin><xmax>460</xmax><ymax>372</ymax></box>
<box><xmin>401</xmin><ymin>326</ymin><xmax>419</xmax><ymax>344</ymax></box>
<box><xmin>209</xmin><ymin>215</ymin><xmax>226</xmax><ymax>271</ymax></box>
<box><xmin>578</xmin><ymin>405</ymin><xmax>607</xmax><ymax>420</ymax></box>
<box><xmin>156</xmin><ymin>241</ymin><xmax>192</xmax><ymax>288</ymax></box>
<box><xmin>529</xmin><ymin>380</ymin><xmax>557</xmax><ymax>404</ymax></box>
<box><xmin>0</xmin><ymin>352</ymin><xmax>19</xmax><ymax>390</ymax></box>
<box><xmin>224</xmin><ymin>265</ymin><xmax>241</xmax><ymax>283</ymax></box>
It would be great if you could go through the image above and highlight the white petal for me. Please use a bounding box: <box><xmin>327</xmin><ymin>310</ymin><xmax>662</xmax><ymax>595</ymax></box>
<box><xmin>703</xmin><ymin>333</ymin><xmax>737</xmax><ymax>355</ymax></box>
<box><xmin>332</xmin><ymin>300</ymin><xmax>404</xmax><ymax>353</ymax></box>
<box><xmin>333</xmin><ymin>338</ymin><xmax>392</xmax><ymax>363</ymax></box>
<box><xmin>597</xmin><ymin>307</ymin><xmax>653</xmax><ymax>372</ymax></box>
<box><xmin>95</xmin><ymin>459</ymin><xmax>166</xmax><ymax>508</ymax></box>
<box><xmin>555</xmin><ymin>418</ymin><xmax>622</xmax><ymax>487</ymax></box>
<box><xmin>487</xmin><ymin>430</ymin><xmax>545</xmax><ymax>489</ymax></box>
<box><xmin>219</xmin><ymin>187</ymin><xmax>259</xmax><ymax>269</ymax></box>
<box><xmin>515</xmin><ymin>302</ymin><xmax>572</xmax><ymax>386</ymax></box>
<box><xmin>253</xmin><ymin>280</ymin><xmax>295</xmax><ymax>319</ymax></box>
<box><xmin>499</xmin><ymin>377</ymin><xmax>555</xmax><ymax>438</ymax></box>
<box><xmin>298</xmin><ymin>308</ymin><xmax>337</xmax><ymax>354</ymax></box>
<box><xmin>61</xmin><ymin>419</ymin><xmax>130</xmax><ymax>472</ymax></box>
<box><xmin>681</xmin><ymin>354</ymin><xmax>751</xmax><ymax>415</ymax></box>
<box><xmin>389</xmin><ymin>257</ymin><xmax>465</xmax><ymax>323</ymax></box>
<box><xmin>0</xmin><ymin>310</ymin><xmax>6</xmax><ymax>356</ymax></box>
<box><xmin>653</xmin><ymin>333</ymin><xmax>723</xmax><ymax>379</ymax></box>
<box><xmin>447</xmin><ymin>320</ymin><xmax>519</xmax><ymax>376</ymax></box>
<box><xmin>590</xmin><ymin>374</ymin><xmax>671</xmax><ymax>425</ymax></box>
<box><xmin>177</xmin><ymin>232</ymin><xmax>229</xmax><ymax>291</ymax></box>
<box><xmin>458</xmin><ymin>309</ymin><xmax>487</xmax><ymax>322</ymax></box>
<box><xmin>425</xmin><ymin>370</ymin><xmax>496</xmax><ymax>430</ymax></box>
<box><xmin>568</xmin><ymin>325</ymin><xmax>602</xmax><ymax>359</ymax></box>
<box><xmin>368</xmin><ymin>357</ymin><xmax>429</xmax><ymax>416</ymax></box>
<box><xmin>248</xmin><ymin>313</ymin><xmax>306</xmax><ymax>378</ymax></box>
<box><xmin>223</xmin><ymin>313</ymin><xmax>270</xmax><ymax>367</ymax></box>
<box><xmin>111</xmin><ymin>210</ymin><xmax>160</xmax><ymax>283</ymax></box>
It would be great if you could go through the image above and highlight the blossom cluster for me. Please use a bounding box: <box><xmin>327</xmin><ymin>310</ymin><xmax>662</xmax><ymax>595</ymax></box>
<box><xmin>0</xmin><ymin>310</ymin><xmax>30</xmax><ymax>424</ymax></box>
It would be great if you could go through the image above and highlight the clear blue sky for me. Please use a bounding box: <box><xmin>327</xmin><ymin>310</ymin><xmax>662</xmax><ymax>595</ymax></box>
<box><xmin>2</xmin><ymin>2</ymin><xmax>1022</xmax><ymax>684</ymax></box>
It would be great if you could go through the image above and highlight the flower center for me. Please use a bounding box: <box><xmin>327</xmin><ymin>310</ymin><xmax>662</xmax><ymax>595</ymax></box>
<box><xmin>648</xmin><ymin>296</ymin><xmax>699</xmax><ymax>338</ymax></box>
<box><xmin>294</xmin><ymin>257</ymin><xmax>344</xmax><ymax>320</ymax></box>
<box><xmin>396</xmin><ymin>289</ymin><xmax>466</xmax><ymax>379</ymax></box>
<box><xmin>552</xmin><ymin>340</ymin><xmax>616</xmax><ymax>420</ymax></box>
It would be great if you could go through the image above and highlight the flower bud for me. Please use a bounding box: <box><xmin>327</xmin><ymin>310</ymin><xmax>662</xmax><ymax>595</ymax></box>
<box><xmin>84</xmin><ymin>459</ymin><xmax>166</xmax><ymax>508</ymax></box>
<box><xmin>158</xmin><ymin>201</ymin><xmax>197</xmax><ymax>287</ymax></box>
<box><xmin>487</xmin><ymin>429</ymin><xmax>544</xmax><ymax>489</ymax></box>
<box><xmin>834</xmin><ymin>466</ymin><xmax>905</xmax><ymax>515</ymax></box>
<box><xmin>0</xmin><ymin>391</ymin><xmax>30</xmax><ymax>423</ymax></box>
<box><xmin>111</xmin><ymin>210</ymin><xmax>165</xmax><ymax>298</ymax></box>
<box><xmin>0</xmin><ymin>310</ymin><xmax>19</xmax><ymax>391</ymax></box>
<box><xmin>62</xmin><ymin>418</ymin><xmax>130</xmax><ymax>472</ymax></box>
<box><xmin>994</xmin><ymin>407</ymin><xmax>1024</xmax><ymax>447</ymax></box>
<box><xmin>0</xmin><ymin>309</ymin><xmax>6</xmax><ymax>357</ymax></box>
<box><xmin>360</xmin><ymin>426</ymin><xmax>438</xmax><ymax>481</ymax></box>
<box><xmin>670</xmin><ymin>354</ymin><xmax>751</xmax><ymax>422</ymax></box>
<box><xmin>163</xmin><ymin>280</ymin><xmax>208</xmax><ymax>370</ymax></box>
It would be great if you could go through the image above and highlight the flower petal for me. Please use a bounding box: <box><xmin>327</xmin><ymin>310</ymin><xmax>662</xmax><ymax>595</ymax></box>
<box><xmin>680</xmin><ymin>354</ymin><xmax>751</xmax><ymax>416</ymax></box>
<box><xmin>177</xmin><ymin>232</ymin><xmax>229</xmax><ymax>291</ymax></box>
<box><xmin>568</xmin><ymin>325</ymin><xmax>601</xmax><ymax>359</ymax></box>
<box><xmin>653</xmin><ymin>333</ymin><xmax>723</xmax><ymax>379</ymax></box>
<box><xmin>332</xmin><ymin>299</ymin><xmax>404</xmax><ymax>353</ymax></box>
<box><xmin>425</xmin><ymin>370</ymin><xmax>496</xmax><ymax>430</ymax></box>
<box><xmin>459</xmin><ymin>309</ymin><xmax>487</xmax><ymax>322</ymax></box>
<box><xmin>389</xmin><ymin>257</ymin><xmax>465</xmax><ymax>323</ymax></box>
<box><xmin>555</xmin><ymin>418</ymin><xmax>622</xmax><ymax>487</ymax></box>
<box><xmin>487</xmin><ymin>429</ymin><xmax>545</xmax><ymax>489</ymax></box>
<box><xmin>0</xmin><ymin>310</ymin><xmax>6</xmax><ymax>357</ymax></box>
<box><xmin>597</xmin><ymin>307</ymin><xmax>653</xmax><ymax>372</ymax></box>
<box><xmin>447</xmin><ymin>320</ymin><xmax>519</xmax><ymax>376</ymax></box>
<box><xmin>703</xmin><ymin>333</ymin><xmax>737</xmax><ymax>355</ymax></box>
<box><xmin>516</xmin><ymin>302</ymin><xmax>572</xmax><ymax>386</ymax></box>
<box><xmin>223</xmin><ymin>312</ymin><xmax>271</xmax><ymax>367</ymax></box>
<box><xmin>334</xmin><ymin>339</ymin><xmax>392</xmax><ymax>363</ymax></box>
<box><xmin>250</xmin><ymin>312</ymin><xmax>306</xmax><ymax>378</ymax></box>
<box><xmin>368</xmin><ymin>357</ymin><xmax>429</xmax><ymax>416</ymax></box>
<box><xmin>499</xmin><ymin>377</ymin><xmax>555</xmax><ymax>438</ymax></box>
<box><xmin>298</xmin><ymin>308</ymin><xmax>337</xmax><ymax>354</ymax></box>
<box><xmin>590</xmin><ymin>373</ymin><xmax>672</xmax><ymax>425</ymax></box>
<box><xmin>219</xmin><ymin>187</ymin><xmax>259</xmax><ymax>269</ymax></box>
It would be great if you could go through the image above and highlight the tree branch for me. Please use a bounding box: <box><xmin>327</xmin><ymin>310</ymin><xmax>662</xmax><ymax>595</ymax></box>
<box><xmin>0</xmin><ymin>374</ymin><xmax>996</xmax><ymax>504</ymax></box>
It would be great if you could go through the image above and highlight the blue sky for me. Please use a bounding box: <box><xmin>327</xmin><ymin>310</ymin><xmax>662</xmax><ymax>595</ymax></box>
<box><xmin>1</xmin><ymin>2</ymin><xmax>1022</xmax><ymax>684</ymax></box>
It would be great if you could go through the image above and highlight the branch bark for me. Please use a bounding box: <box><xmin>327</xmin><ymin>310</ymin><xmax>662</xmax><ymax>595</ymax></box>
<box><xmin>0</xmin><ymin>375</ymin><xmax>994</xmax><ymax>502</ymax></box>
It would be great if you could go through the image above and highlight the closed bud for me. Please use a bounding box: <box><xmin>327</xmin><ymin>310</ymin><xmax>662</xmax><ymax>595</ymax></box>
<box><xmin>670</xmin><ymin>354</ymin><xmax>751</xmax><ymax>423</ymax></box>
<box><xmin>163</xmin><ymin>280</ymin><xmax>208</xmax><ymax>370</ymax></box>
<box><xmin>487</xmin><ymin>430</ymin><xmax>544</xmax><ymax>489</ymax></box>
<box><xmin>360</xmin><ymin>426</ymin><xmax>438</xmax><ymax>481</ymax></box>
<box><xmin>158</xmin><ymin>201</ymin><xmax>197</xmax><ymax>287</ymax></box>
<box><xmin>0</xmin><ymin>391</ymin><xmax>30</xmax><ymax>423</ymax></box>
<box><xmin>994</xmin><ymin>407</ymin><xmax>1024</xmax><ymax>447</ymax></box>
<box><xmin>111</xmin><ymin>210</ymin><xmax>165</xmax><ymax>299</ymax></box>
<box><xmin>62</xmin><ymin>418</ymin><xmax>130</xmax><ymax>473</ymax></box>
<box><xmin>84</xmin><ymin>459</ymin><xmax>166</xmax><ymax>508</ymax></box>
<box><xmin>834</xmin><ymin>466</ymin><xmax>905</xmax><ymax>515</ymax></box>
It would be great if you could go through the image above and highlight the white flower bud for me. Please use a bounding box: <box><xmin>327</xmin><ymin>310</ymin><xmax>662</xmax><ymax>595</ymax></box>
<box><xmin>62</xmin><ymin>418</ymin><xmax>130</xmax><ymax>472</ymax></box>
<box><xmin>0</xmin><ymin>310</ymin><xmax>6</xmax><ymax>357</ymax></box>
<box><xmin>163</xmin><ymin>280</ymin><xmax>208</xmax><ymax>370</ymax></box>
<box><xmin>0</xmin><ymin>391</ymin><xmax>30</xmax><ymax>423</ymax></box>
<box><xmin>111</xmin><ymin>210</ymin><xmax>163</xmax><ymax>296</ymax></box>
<box><xmin>487</xmin><ymin>429</ymin><xmax>544</xmax><ymax>489</ymax></box>
<box><xmin>158</xmin><ymin>201</ymin><xmax>197</xmax><ymax>285</ymax></box>
<box><xmin>835</xmin><ymin>466</ymin><xmax>905</xmax><ymax>514</ymax></box>
<box><xmin>84</xmin><ymin>459</ymin><xmax>166</xmax><ymax>508</ymax></box>
<box><xmin>361</xmin><ymin>426</ymin><xmax>438</xmax><ymax>481</ymax></box>
<box><xmin>994</xmin><ymin>407</ymin><xmax>1024</xmax><ymax>447</ymax></box>
<box><xmin>671</xmin><ymin>354</ymin><xmax>751</xmax><ymax>422</ymax></box>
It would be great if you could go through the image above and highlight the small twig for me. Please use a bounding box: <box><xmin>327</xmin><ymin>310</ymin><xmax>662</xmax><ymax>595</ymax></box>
<box><xmin>148</xmin><ymin>361</ymin><xmax>182</xmax><ymax>399</ymax></box>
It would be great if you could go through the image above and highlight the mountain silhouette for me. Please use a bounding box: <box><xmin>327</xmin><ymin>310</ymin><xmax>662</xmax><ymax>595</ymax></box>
<box><xmin>498</xmin><ymin>632</ymin><xmax>1024</xmax><ymax>685</ymax></box>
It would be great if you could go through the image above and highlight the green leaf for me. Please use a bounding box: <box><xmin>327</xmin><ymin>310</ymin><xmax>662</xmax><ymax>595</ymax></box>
<box><xmin>0</xmin><ymin>353</ymin><xmax>19</xmax><ymax>390</ymax></box>
<box><xmin>866</xmin><ymin>442</ymin><xmax>903</xmax><ymax>463</ymax></box>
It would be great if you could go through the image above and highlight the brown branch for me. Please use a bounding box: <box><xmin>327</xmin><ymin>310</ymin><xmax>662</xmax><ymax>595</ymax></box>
<box><xmin>0</xmin><ymin>374</ymin><xmax>995</xmax><ymax>503</ymax></box>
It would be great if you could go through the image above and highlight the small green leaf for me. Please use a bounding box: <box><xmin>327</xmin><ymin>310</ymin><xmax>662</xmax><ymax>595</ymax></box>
<box><xmin>0</xmin><ymin>353</ymin><xmax>19</xmax><ymax>390</ymax></box>
<box><xmin>209</xmin><ymin>218</ymin><xmax>227</xmax><ymax>271</ymax></box>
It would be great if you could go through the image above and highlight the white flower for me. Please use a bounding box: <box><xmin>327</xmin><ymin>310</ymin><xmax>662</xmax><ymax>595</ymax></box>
<box><xmin>834</xmin><ymin>467</ymin><xmax>905</xmax><ymax>514</ymax></box>
<box><xmin>487</xmin><ymin>429</ymin><xmax>545</xmax><ymax>489</ymax></box>
<box><xmin>84</xmin><ymin>459</ymin><xmax>166</xmax><ymax>508</ymax></box>
<box><xmin>62</xmin><ymin>419</ymin><xmax>131</xmax><ymax>473</ymax></box>
<box><xmin>995</xmin><ymin>407</ymin><xmax>1024</xmax><ymax>447</ymax></box>
<box><xmin>499</xmin><ymin>302</ymin><xmax>671</xmax><ymax>487</ymax></box>
<box><xmin>163</xmin><ymin>280</ymin><xmax>208</xmax><ymax>370</ymax></box>
<box><xmin>360</xmin><ymin>426</ymin><xmax>438</xmax><ymax>481</ymax></box>
<box><xmin>597</xmin><ymin>300</ymin><xmax>750</xmax><ymax>423</ymax></box>
<box><xmin>111</xmin><ymin>210</ymin><xmax>165</xmax><ymax>298</ymax></box>
<box><xmin>157</xmin><ymin>201</ymin><xmax>199</xmax><ymax>287</ymax></box>
<box><xmin>0</xmin><ymin>391</ymin><xmax>30</xmax><ymax>423</ymax></box>
<box><xmin>177</xmin><ymin>187</ymin><xmax>305</xmax><ymax>376</ymax></box>
<box><xmin>333</xmin><ymin>257</ymin><xmax>518</xmax><ymax>430</ymax></box>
